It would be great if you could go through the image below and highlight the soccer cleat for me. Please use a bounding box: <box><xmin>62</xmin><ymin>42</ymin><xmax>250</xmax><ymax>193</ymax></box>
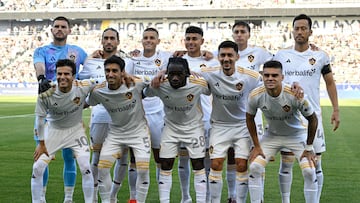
<box><xmin>128</xmin><ymin>199</ymin><xmax>137</xmax><ymax>203</ymax></box>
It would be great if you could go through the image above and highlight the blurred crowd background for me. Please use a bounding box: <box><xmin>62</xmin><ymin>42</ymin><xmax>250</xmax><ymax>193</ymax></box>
<box><xmin>0</xmin><ymin>0</ymin><xmax>359</xmax><ymax>93</ymax></box>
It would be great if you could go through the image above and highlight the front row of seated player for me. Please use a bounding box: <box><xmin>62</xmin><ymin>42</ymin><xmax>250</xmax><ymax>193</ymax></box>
<box><xmin>32</xmin><ymin>41</ymin><xmax>318</xmax><ymax>203</ymax></box>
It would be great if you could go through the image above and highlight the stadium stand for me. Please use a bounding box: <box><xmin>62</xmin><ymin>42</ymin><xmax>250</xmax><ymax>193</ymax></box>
<box><xmin>0</xmin><ymin>1</ymin><xmax>359</xmax><ymax>91</ymax></box>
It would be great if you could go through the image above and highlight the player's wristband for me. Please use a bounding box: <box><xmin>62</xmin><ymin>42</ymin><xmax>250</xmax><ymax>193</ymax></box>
<box><xmin>305</xmin><ymin>144</ymin><xmax>314</xmax><ymax>152</ymax></box>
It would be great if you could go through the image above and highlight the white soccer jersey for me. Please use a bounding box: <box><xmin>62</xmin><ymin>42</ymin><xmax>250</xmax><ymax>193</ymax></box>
<box><xmin>236</xmin><ymin>45</ymin><xmax>273</xmax><ymax>71</ymax></box>
<box><xmin>125</xmin><ymin>50</ymin><xmax>171</xmax><ymax>114</ymax></box>
<box><xmin>201</xmin><ymin>66</ymin><xmax>262</xmax><ymax>124</ymax></box>
<box><xmin>182</xmin><ymin>54</ymin><xmax>220</xmax><ymax>123</ymax></box>
<box><xmin>213</xmin><ymin>45</ymin><xmax>273</xmax><ymax>71</ymax></box>
<box><xmin>35</xmin><ymin>79</ymin><xmax>96</xmax><ymax>129</ymax></box>
<box><xmin>88</xmin><ymin>78</ymin><xmax>148</xmax><ymax>132</ymax></box>
<box><xmin>144</xmin><ymin>76</ymin><xmax>210</xmax><ymax>132</ymax></box>
<box><xmin>247</xmin><ymin>83</ymin><xmax>314</xmax><ymax>137</ymax></box>
<box><xmin>274</xmin><ymin>47</ymin><xmax>330</xmax><ymax>115</ymax></box>
<box><xmin>79</xmin><ymin>58</ymin><xmax>111</xmax><ymax>124</ymax></box>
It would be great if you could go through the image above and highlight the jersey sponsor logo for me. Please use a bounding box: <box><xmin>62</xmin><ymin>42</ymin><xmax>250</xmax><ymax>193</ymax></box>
<box><xmin>248</xmin><ymin>54</ymin><xmax>254</xmax><ymax>63</ymax></box>
<box><xmin>309</xmin><ymin>57</ymin><xmax>316</xmax><ymax>65</ymax></box>
<box><xmin>236</xmin><ymin>82</ymin><xmax>243</xmax><ymax>91</ymax></box>
<box><xmin>214</xmin><ymin>82</ymin><xmax>220</xmax><ymax>87</ymax></box>
<box><xmin>284</xmin><ymin>69</ymin><xmax>316</xmax><ymax>77</ymax></box>
<box><xmin>155</xmin><ymin>59</ymin><xmax>161</xmax><ymax>67</ymax></box>
<box><xmin>73</xmin><ymin>97</ymin><xmax>81</xmax><ymax>105</ymax></box>
<box><xmin>136</xmin><ymin>61</ymin><xmax>141</xmax><ymax>65</ymax></box>
<box><xmin>187</xmin><ymin>94</ymin><xmax>194</xmax><ymax>102</ymax></box>
<box><xmin>286</xmin><ymin>59</ymin><xmax>291</xmax><ymax>63</ymax></box>
<box><xmin>282</xmin><ymin>105</ymin><xmax>291</xmax><ymax>112</ymax></box>
<box><xmin>261</xmin><ymin>106</ymin><xmax>267</xmax><ymax>111</ymax></box>
<box><xmin>125</xmin><ymin>92</ymin><xmax>133</xmax><ymax>99</ymax></box>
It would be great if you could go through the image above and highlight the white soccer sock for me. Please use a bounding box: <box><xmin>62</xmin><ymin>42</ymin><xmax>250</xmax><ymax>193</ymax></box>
<box><xmin>64</xmin><ymin>186</ymin><xmax>75</xmax><ymax>202</ymax></box>
<box><xmin>178</xmin><ymin>154</ymin><xmax>191</xmax><ymax>201</ymax></box>
<box><xmin>204</xmin><ymin>152</ymin><xmax>211</xmax><ymax>202</ymax></box>
<box><xmin>128</xmin><ymin>163</ymin><xmax>137</xmax><ymax>199</ymax></box>
<box><xmin>226</xmin><ymin>164</ymin><xmax>236</xmax><ymax>200</ymax></box>
<box><xmin>209</xmin><ymin>169</ymin><xmax>223</xmax><ymax>203</ymax></box>
<box><xmin>31</xmin><ymin>160</ymin><xmax>47</xmax><ymax>202</ymax></box>
<box><xmin>300</xmin><ymin>158</ymin><xmax>317</xmax><ymax>203</ymax></box>
<box><xmin>41</xmin><ymin>186</ymin><xmax>47</xmax><ymax>202</ymax></box>
<box><xmin>91</xmin><ymin>150</ymin><xmax>100</xmax><ymax>187</ymax></box>
<box><xmin>136</xmin><ymin>167</ymin><xmax>150</xmax><ymax>203</ymax></box>
<box><xmin>77</xmin><ymin>155</ymin><xmax>94</xmax><ymax>203</ymax></box>
<box><xmin>194</xmin><ymin>169</ymin><xmax>207</xmax><ymax>202</ymax></box>
<box><xmin>248</xmin><ymin>157</ymin><xmax>265</xmax><ymax>203</ymax></box>
<box><xmin>110</xmin><ymin>156</ymin><xmax>128</xmax><ymax>200</ymax></box>
<box><xmin>316</xmin><ymin>155</ymin><xmax>323</xmax><ymax>203</ymax></box>
<box><xmin>110</xmin><ymin>182</ymin><xmax>121</xmax><ymax>201</ymax></box>
<box><xmin>279</xmin><ymin>154</ymin><xmax>295</xmax><ymax>203</ymax></box>
<box><xmin>158</xmin><ymin>169</ymin><xmax>172</xmax><ymax>203</ymax></box>
<box><xmin>236</xmin><ymin>171</ymin><xmax>249</xmax><ymax>203</ymax></box>
<box><xmin>93</xmin><ymin>185</ymin><xmax>98</xmax><ymax>203</ymax></box>
<box><xmin>98</xmin><ymin>167</ymin><xmax>112</xmax><ymax>203</ymax></box>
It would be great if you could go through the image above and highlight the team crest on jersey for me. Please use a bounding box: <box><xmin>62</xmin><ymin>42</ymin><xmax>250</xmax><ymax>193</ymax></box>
<box><xmin>209</xmin><ymin>146</ymin><xmax>214</xmax><ymax>155</ymax></box>
<box><xmin>155</xmin><ymin>59</ymin><xmax>161</xmax><ymax>67</ymax></box>
<box><xmin>235</xmin><ymin>82</ymin><xmax>243</xmax><ymax>91</ymax></box>
<box><xmin>282</xmin><ymin>105</ymin><xmax>291</xmax><ymax>112</ymax></box>
<box><xmin>200</xmin><ymin>64</ymin><xmax>207</xmax><ymax>68</ymax></box>
<box><xmin>309</xmin><ymin>58</ymin><xmax>316</xmax><ymax>65</ymax></box>
<box><xmin>303</xmin><ymin>100</ymin><xmax>309</xmax><ymax>112</ymax></box>
<box><xmin>125</xmin><ymin>92</ymin><xmax>133</xmax><ymax>100</ymax></box>
<box><xmin>248</xmin><ymin>55</ymin><xmax>255</xmax><ymax>63</ymax></box>
<box><xmin>69</xmin><ymin>53</ymin><xmax>76</xmax><ymax>62</ymax></box>
<box><xmin>187</xmin><ymin>94</ymin><xmax>194</xmax><ymax>102</ymax></box>
<box><xmin>73</xmin><ymin>97</ymin><xmax>81</xmax><ymax>105</ymax></box>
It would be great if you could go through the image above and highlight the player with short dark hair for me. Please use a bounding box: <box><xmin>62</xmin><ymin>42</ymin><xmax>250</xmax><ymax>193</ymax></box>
<box><xmin>32</xmin><ymin>59</ymin><xmax>97</xmax><ymax>203</ymax></box>
<box><xmin>144</xmin><ymin>57</ymin><xmax>210</xmax><ymax>202</ymax></box>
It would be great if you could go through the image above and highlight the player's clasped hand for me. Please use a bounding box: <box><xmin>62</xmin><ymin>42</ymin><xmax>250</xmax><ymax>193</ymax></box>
<box><xmin>33</xmin><ymin>143</ymin><xmax>49</xmax><ymax>161</ymax></box>
<box><xmin>38</xmin><ymin>75</ymin><xmax>52</xmax><ymax>94</ymax></box>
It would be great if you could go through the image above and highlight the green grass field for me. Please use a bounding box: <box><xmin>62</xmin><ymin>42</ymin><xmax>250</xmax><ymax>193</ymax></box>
<box><xmin>0</xmin><ymin>96</ymin><xmax>359</xmax><ymax>203</ymax></box>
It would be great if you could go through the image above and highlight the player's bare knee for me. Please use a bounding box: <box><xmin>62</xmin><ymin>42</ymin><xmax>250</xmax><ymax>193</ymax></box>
<box><xmin>191</xmin><ymin>158</ymin><xmax>205</xmax><ymax>170</ymax></box>
<box><xmin>235</xmin><ymin>158</ymin><xmax>248</xmax><ymax>172</ymax></box>
<box><xmin>210</xmin><ymin>158</ymin><xmax>224</xmax><ymax>171</ymax></box>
